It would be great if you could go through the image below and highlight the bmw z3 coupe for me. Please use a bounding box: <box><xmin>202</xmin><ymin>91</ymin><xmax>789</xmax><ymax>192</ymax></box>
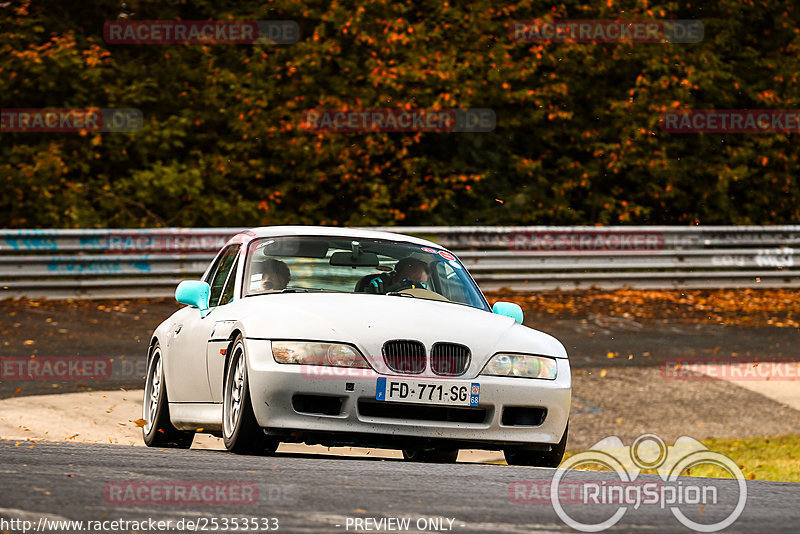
<box><xmin>142</xmin><ymin>226</ymin><xmax>570</xmax><ymax>466</ymax></box>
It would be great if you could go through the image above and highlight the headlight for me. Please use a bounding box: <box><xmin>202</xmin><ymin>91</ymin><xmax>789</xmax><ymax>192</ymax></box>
<box><xmin>481</xmin><ymin>353</ymin><xmax>558</xmax><ymax>380</ymax></box>
<box><xmin>272</xmin><ymin>341</ymin><xmax>370</xmax><ymax>368</ymax></box>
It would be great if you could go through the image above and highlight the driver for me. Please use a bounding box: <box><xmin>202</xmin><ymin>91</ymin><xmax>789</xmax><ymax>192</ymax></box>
<box><xmin>367</xmin><ymin>257</ymin><xmax>429</xmax><ymax>293</ymax></box>
<box><xmin>252</xmin><ymin>258</ymin><xmax>291</xmax><ymax>292</ymax></box>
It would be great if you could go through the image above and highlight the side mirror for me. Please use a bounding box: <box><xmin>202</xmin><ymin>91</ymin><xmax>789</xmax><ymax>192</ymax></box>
<box><xmin>175</xmin><ymin>280</ymin><xmax>211</xmax><ymax>317</ymax></box>
<box><xmin>493</xmin><ymin>301</ymin><xmax>523</xmax><ymax>324</ymax></box>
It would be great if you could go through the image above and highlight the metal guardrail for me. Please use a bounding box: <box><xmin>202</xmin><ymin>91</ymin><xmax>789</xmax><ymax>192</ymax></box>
<box><xmin>1</xmin><ymin>226</ymin><xmax>799</xmax><ymax>298</ymax></box>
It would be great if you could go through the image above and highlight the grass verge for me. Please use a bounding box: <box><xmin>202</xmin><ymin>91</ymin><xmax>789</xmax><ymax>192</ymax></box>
<box><xmin>561</xmin><ymin>434</ymin><xmax>800</xmax><ymax>482</ymax></box>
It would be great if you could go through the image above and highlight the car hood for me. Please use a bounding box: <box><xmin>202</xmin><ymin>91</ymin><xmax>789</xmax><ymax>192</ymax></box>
<box><xmin>230</xmin><ymin>292</ymin><xmax>567</xmax><ymax>376</ymax></box>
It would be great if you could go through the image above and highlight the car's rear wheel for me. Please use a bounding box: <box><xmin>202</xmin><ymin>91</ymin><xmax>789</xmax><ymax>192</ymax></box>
<box><xmin>142</xmin><ymin>343</ymin><xmax>194</xmax><ymax>448</ymax></box>
<box><xmin>504</xmin><ymin>422</ymin><xmax>568</xmax><ymax>467</ymax></box>
<box><xmin>402</xmin><ymin>448</ymin><xmax>459</xmax><ymax>463</ymax></box>
<box><xmin>222</xmin><ymin>335</ymin><xmax>279</xmax><ymax>455</ymax></box>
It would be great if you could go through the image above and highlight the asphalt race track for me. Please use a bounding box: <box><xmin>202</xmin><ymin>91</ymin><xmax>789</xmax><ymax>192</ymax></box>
<box><xmin>2</xmin><ymin>299</ymin><xmax>800</xmax><ymax>532</ymax></box>
<box><xmin>0</xmin><ymin>440</ymin><xmax>798</xmax><ymax>533</ymax></box>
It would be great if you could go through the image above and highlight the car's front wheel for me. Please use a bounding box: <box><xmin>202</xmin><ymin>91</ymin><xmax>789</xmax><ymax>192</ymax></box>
<box><xmin>142</xmin><ymin>343</ymin><xmax>194</xmax><ymax>448</ymax></box>
<box><xmin>402</xmin><ymin>448</ymin><xmax>459</xmax><ymax>463</ymax></box>
<box><xmin>504</xmin><ymin>423</ymin><xmax>568</xmax><ymax>467</ymax></box>
<box><xmin>222</xmin><ymin>335</ymin><xmax>279</xmax><ymax>455</ymax></box>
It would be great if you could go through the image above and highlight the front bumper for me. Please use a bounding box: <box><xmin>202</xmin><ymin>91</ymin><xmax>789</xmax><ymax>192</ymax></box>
<box><xmin>245</xmin><ymin>339</ymin><xmax>571</xmax><ymax>449</ymax></box>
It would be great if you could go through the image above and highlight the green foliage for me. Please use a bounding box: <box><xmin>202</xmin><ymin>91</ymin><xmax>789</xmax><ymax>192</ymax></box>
<box><xmin>2</xmin><ymin>0</ymin><xmax>799</xmax><ymax>228</ymax></box>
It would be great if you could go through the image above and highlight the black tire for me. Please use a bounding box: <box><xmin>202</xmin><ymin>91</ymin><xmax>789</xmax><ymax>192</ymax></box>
<box><xmin>402</xmin><ymin>448</ymin><xmax>459</xmax><ymax>463</ymax></box>
<box><xmin>222</xmin><ymin>335</ymin><xmax>279</xmax><ymax>455</ymax></box>
<box><xmin>504</xmin><ymin>423</ymin><xmax>568</xmax><ymax>467</ymax></box>
<box><xmin>142</xmin><ymin>343</ymin><xmax>194</xmax><ymax>448</ymax></box>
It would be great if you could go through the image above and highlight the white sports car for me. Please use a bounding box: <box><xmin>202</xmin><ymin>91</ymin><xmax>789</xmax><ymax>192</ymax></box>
<box><xmin>142</xmin><ymin>226</ymin><xmax>571</xmax><ymax>465</ymax></box>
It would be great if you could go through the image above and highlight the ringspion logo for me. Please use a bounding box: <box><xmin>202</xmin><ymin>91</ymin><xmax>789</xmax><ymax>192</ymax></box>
<box><xmin>534</xmin><ymin>434</ymin><xmax>747</xmax><ymax>532</ymax></box>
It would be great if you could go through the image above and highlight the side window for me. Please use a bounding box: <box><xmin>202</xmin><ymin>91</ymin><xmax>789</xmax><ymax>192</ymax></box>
<box><xmin>206</xmin><ymin>245</ymin><xmax>240</xmax><ymax>307</ymax></box>
<box><xmin>434</xmin><ymin>261</ymin><xmax>468</xmax><ymax>304</ymax></box>
<box><xmin>218</xmin><ymin>257</ymin><xmax>239</xmax><ymax>306</ymax></box>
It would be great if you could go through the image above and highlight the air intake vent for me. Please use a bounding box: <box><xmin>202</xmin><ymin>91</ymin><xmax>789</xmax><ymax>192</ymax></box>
<box><xmin>430</xmin><ymin>343</ymin><xmax>471</xmax><ymax>376</ymax></box>
<box><xmin>382</xmin><ymin>340</ymin><xmax>426</xmax><ymax>374</ymax></box>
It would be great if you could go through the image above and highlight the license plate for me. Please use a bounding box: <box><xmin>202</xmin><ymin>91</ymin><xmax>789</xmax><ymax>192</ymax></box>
<box><xmin>375</xmin><ymin>377</ymin><xmax>480</xmax><ymax>407</ymax></box>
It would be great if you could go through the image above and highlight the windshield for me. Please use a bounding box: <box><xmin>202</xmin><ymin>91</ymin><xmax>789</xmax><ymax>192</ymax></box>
<box><xmin>243</xmin><ymin>236</ymin><xmax>489</xmax><ymax>311</ymax></box>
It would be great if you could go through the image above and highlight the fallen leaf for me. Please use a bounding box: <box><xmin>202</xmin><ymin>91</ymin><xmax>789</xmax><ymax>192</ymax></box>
<box><xmin>131</xmin><ymin>419</ymin><xmax>147</xmax><ymax>428</ymax></box>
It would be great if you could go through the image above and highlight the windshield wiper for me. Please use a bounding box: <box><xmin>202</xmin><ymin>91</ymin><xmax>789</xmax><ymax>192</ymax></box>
<box><xmin>386</xmin><ymin>291</ymin><xmax>415</xmax><ymax>298</ymax></box>
<box><xmin>245</xmin><ymin>287</ymin><xmax>332</xmax><ymax>297</ymax></box>
<box><xmin>280</xmin><ymin>288</ymin><xmax>332</xmax><ymax>293</ymax></box>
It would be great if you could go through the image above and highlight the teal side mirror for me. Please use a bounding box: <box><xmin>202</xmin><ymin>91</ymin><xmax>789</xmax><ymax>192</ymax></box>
<box><xmin>175</xmin><ymin>280</ymin><xmax>211</xmax><ymax>317</ymax></box>
<box><xmin>493</xmin><ymin>301</ymin><xmax>523</xmax><ymax>324</ymax></box>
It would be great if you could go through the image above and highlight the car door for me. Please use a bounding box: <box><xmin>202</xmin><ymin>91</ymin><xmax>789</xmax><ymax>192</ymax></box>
<box><xmin>205</xmin><ymin>251</ymin><xmax>242</xmax><ymax>402</ymax></box>
<box><xmin>166</xmin><ymin>244</ymin><xmax>240</xmax><ymax>403</ymax></box>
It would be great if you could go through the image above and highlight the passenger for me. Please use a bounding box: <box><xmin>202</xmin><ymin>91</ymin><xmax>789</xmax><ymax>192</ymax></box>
<box><xmin>253</xmin><ymin>258</ymin><xmax>291</xmax><ymax>292</ymax></box>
